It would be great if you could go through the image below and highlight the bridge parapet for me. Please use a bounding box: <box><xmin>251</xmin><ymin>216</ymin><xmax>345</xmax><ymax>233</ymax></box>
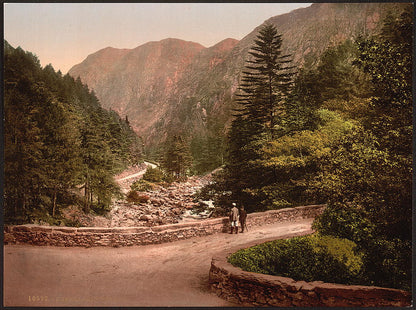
<box><xmin>4</xmin><ymin>204</ymin><xmax>325</xmax><ymax>247</ymax></box>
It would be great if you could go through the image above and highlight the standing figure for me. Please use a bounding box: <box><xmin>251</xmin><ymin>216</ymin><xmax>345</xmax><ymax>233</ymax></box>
<box><xmin>239</xmin><ymin>205</ymin><xmax>247</xmax><ymax>233</ymax></box>
<box><xmin>229</xmin><ymin>203</ymin><xmax>239</xmax><ymax>234</ymax></box>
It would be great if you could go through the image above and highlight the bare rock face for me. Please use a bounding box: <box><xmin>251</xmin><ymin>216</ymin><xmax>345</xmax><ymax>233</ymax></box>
<box><xmin>69</xmin><ymin>38</ymin><xmax>210</xmax><ymax>137</ymax></box>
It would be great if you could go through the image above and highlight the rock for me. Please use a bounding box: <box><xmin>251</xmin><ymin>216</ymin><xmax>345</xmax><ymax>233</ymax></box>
<box><xmin>76</xmin><ymin>168</ymin><xmax>214</xmax><ymax>228</ymax></box>
<box><xmin>140</xmin><ymin>215</ymin><xmax>151</xmax><ymax>221</ymax></box>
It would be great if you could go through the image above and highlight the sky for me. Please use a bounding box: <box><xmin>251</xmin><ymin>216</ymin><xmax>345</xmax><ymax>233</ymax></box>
<box><xmin>4</xmin><ymin>3</ymin><xmax>312</xmax><ymax>73</ymax></box>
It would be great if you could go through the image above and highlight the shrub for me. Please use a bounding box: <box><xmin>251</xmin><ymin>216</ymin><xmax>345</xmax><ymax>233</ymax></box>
<box><xmin>131</xmin><ymin>179</ymin><xmax>155</xmax><ymax>192</ymax></box>
<box><xmin>228</xmin><ymin>234</ymin><xmax>363</xmax><ymax>285</ymax></box>
<box><xmin>312</xmin><ymin>202</ymin><xmax>376</xmax><ymax>246</ymax></box>
<box><xmin>313</xmin><ymin>203</ymin><xmax>411</xmax><ymax>291</ymax></box>
<box><xmin>126</xmin><ymin>191</ymin><xmax>150</xmax><ymax>204</ymax></box>
<box><xmin>310</xmin><ymin>234</ymin><xmax>363</xmax><ymax>276</ymax></box>
<box><xmin>142</xmin><ymin>167</ymin><xmax>164</xmax><ymax>183</ymax></box>
<box><xmin>91</xmin><ymin>202</ymin><xmax>111</xmax><ymax>216</ymax></box>
<box><xmin>361</xmin><ymin>238</ymin><xmax>411</xmax><ymax>291</ymax></box>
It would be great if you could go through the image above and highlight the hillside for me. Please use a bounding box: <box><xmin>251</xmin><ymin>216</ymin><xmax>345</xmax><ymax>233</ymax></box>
<box><xmin>4</xmin><ymin>41</ymin><xmax>142</xmax><ymax>224</ymax></box>
<box><xmin>68</xmin><ymin>2</ymin><xmax>410</xmax><ymax>172</ymax></box>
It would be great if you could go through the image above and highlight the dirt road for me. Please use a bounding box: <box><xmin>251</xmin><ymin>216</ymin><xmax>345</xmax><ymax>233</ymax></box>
<box><xmin>4</xmin><ymin>218</ymin><xmax>314</xmax><ymax>307</ymax></box>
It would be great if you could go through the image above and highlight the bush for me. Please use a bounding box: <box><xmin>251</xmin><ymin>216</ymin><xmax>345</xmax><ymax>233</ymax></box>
<box><xmin>312</xmin><ymin>202</ymin><xmax>376</xmax><ymax>246</ymax></box>
<box><xmin>361</xmin><ymin>238</ymin><xmax>411</xmax><ymax>291</ymax></box>
<box><xmin>131</xmin><ymin>179</ymin><xmax>155</xmax><ymax>192</ymax></box>
<box><xmin>91</xmin><ymin>202</ymin><xmax>111</xmax><ymax>216</ymax></box>
<box><xmin>313</xmin><ymin>203</ymin><xmax>411</xmax><ymax>291</ymax></box>
<box><xmin>126</xmin><ymin>191</ymin><xmax>150</xmax><ymax>204</ymax></box>
<box><xmin>228</xmin><ymin>234</ymin><xmax>363</xmax><ymax>285</ymax></box>
<box><xmin>142</xmin><ymin>167</ymin><xmax>164</xmax><ymax>183</ymax></box>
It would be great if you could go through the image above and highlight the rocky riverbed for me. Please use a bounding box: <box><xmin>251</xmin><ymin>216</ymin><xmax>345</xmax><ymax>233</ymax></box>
<box><xmin>61</xmin><ymin>166</ymin><xmax>214</xmax><ymax>227</ymax></box>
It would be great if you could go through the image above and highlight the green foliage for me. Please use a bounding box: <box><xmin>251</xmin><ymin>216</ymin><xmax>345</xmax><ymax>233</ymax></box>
<box><xmin>312</xmin><ymin>202</ymin><xmax>376</xmax><ymax>246</ymax></box>
<box><xmin>310</xmin><ymin>127</ymin><xmax>411</xmax><ymax>241</ymax></box>
<box><xmin>207</xmin><ymin>8</ymin><xmax>412</xmax><ymax>291</ymax></box>
<box><xmin>362</xmin><ymin>238</ymin><xmax>411</xmax><ymax>291</ymax></box>
<box><xmin>131</xmin><ymin>179</ymin><xmax>155</xmax><ymax>192</ymax></box>
<box><xmin>4</xmin><ymin>41</ymin><xmax>142</xmax><ymax>224</ymax></box>
<box><xmin>310</xmin><ymin>9</ymin><xmax>412</xmax><ymax>291</ymax></box>
<box><xmin>130</xmin><ymin>167</ymin><xmax>174</xmax><ymax>192</ymax></box>
<box><xmin>310</xmin><ymin>128</ymin><xmax>411</xmax><ymax>290</ymax></box>
<box><xmin>209</xmin><ymin>24</ymin><xmax>298</xmax><ymax>212</ymax></box>
<box><xmin>229</xmin><ymin>234</ymin><xmax>363</xmax><ymax>285</ymax></box>
<box><xmin>236</xmin><ymin>23</ymin><xmax>295</xmax><ymax>138</ymax></box>
<box><xmin>142</xmin><ymin>167</ymin><xmax>164</xmax><ymax>183</ymax></box>
<box><xmin>232</xmin><ymin>109</ymin><xmax>355</xmax><ymax>211</ymax></box>
<box><xmin>354</xmin><ymin>10</ymin><xmax>412</xmax><ymax>157</ymax></box>
<box><xmin>126</xmin><ymin>191</ymin><xmax>150</xmax><ymax>204</ymax></box>
<box><xmin>191</xmin><ymin>125</ymin><xmax>226</xmax><ymax>175</ymax></box>
<box><xmin>161</xmin><ymin>134</ymin><xmax>192</xmax><ymax>180</ymax></box>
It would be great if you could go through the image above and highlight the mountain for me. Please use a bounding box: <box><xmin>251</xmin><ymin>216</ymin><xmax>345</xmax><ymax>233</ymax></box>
<box><xmin>70</xmin><ymin>38</ymin><xmax>206</xmax><ymax>135</ymax></box>
<box><xmin>68</xmin><ymin>2</ymin><xmax>411</xmax><ymax>170</ymax></box>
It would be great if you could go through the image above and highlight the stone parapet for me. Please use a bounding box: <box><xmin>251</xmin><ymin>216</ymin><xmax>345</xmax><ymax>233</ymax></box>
<box><xmin>209</xmin><ymin>232</ymin><xmax>412</xmax><ymax>307</ymax></box>
<box><xmin>3</xmin><ymin>204</ymin><xmax>325</xmax><ymax>247</ymax></box>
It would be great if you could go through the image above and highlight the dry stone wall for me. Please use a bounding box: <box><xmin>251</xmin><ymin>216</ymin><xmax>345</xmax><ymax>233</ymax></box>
<box><xmin>4</xmin><ymin>205</ymin><xmax>324</xmax><ymax>247</ymax></box>
<box><xmin>209</xmin><ymin>233</ymin><xmax>412</xmax><ymax>307</ymax></box>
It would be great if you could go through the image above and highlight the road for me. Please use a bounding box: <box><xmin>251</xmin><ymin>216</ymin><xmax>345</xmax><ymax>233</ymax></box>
<box><xmin>115</xmin><ymin>161</ymin><xmax>158</xmax><ymax>182</ymax></box>
<box><xmin>4</xmin><ymin>218</ymin><xmax>314</xmax><ymax>307</ymax></box>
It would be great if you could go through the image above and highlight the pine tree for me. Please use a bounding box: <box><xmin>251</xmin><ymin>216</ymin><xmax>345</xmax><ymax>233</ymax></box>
<box><xmin>161</xmin><ymin>135</ymin><xmax>192</xmax><ymax>180</ymax></box>
<box><xmin>4</xmin><ymin>41</ymin><xmax>142</xmax><ymax>223</ymax></box>
<box><xmin>215</xmin><ymin>23</ymin><xmax>295</xmax><ymax>211</ymax></box>
<box><xmin>235</xmin><ymin>23</ymin><xmax>295</xmax><ymax>139</ymax></box>
<box><xmin>33</xmin><ymin>85</ymin><xmax>82</xmax><ymax>217</ymax></box>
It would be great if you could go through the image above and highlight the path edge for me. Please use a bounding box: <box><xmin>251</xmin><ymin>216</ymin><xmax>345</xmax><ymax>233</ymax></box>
<box><xmin>4</xmin><ymin>204</ymin><xmax>325</xmax><ymax>247</ymax></box>
<box><xmin>208</xmin><ymin>232</ymin><xmax>412</xmax><ymax>307</ymax></box>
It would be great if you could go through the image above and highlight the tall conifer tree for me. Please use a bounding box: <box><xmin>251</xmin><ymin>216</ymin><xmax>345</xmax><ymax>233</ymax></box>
<box><xmin>235</xmin><ymin>23</ymin><xmax>295</xmax><ymax>139</ymax></box>
<box><xmin>217</xmin><ymin>23</ymin><xmax>295</xmax><ymax>211</ymax></box>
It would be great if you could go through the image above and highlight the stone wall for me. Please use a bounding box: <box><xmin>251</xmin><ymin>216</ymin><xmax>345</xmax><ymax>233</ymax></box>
<box><xmin>209</xmin><ymin>232</ymin><xmax>412</xmax><ymax>307</ymax></box>
<box><xmin>3</xmin><ymin>205</ymin><xmax>324</xmax><ymax>247</ymax></box>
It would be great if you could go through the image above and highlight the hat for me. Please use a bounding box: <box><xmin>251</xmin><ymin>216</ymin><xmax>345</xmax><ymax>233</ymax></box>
<box><xmin>232</xmin><ymin>203</ymin><xmax>236</xmax><ymax>206</ymax></box>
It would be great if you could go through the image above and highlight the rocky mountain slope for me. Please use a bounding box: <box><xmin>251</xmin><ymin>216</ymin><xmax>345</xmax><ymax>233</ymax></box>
<box><xmin>69</xmin><ymin>2</ymin><xmax>410</xmax><ymax>163</ymax></box>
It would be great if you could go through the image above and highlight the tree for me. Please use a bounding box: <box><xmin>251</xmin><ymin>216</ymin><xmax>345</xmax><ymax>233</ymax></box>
<box><xmin>4</xmin><ymin>79</ymin><xmax>44</xmax><ymax>221</ymax></box>
<box><xmin>235</xmin><ymin>23</ymin><xmax>295</xmax><ymax>139</ymax></box>
<box><xmin>4</xmin><ymin>41</ymin><xmax>141</xmax><ymax>224</ymax></box>
<box><xmin>210</xmin><ymin>23</ymin><xmax>296</xmax><ymax>212</ymax></box>
<box><xmin>354</xmin><ymin>9</ymin><xmax>412</xmax><ymax>155</ymax></box>
<box><xmin>33</xmin><ymin>85</ymin><xmax>82</xmax><ymax>217</ymax></box>
<box><xmin>161</xmin><ymin>135</ymin><xmax>192</xmax><ymax>180</ymax></box>
<box><xmin>311</xmin><ymin>9</ymin><xmax>412</xmax><ymax>290</ymax></box>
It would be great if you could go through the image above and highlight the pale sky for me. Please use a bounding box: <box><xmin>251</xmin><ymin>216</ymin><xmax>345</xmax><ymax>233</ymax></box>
<box><xmin>4</xmin><ymin>3</ymin><xmax>312</xmax><ymax>73</ymax></box>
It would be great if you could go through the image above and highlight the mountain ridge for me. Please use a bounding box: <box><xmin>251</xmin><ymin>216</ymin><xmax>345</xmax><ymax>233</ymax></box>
<box><xmin>68</xmin><ymin>2</ymin><xmax>411</xmax><ymax>167</ymax></box>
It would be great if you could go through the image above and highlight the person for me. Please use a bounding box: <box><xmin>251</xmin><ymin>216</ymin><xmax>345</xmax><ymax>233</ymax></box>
<box><xmin>239</xmin><ymin>205</ymin><xmax>247</xmax><ymax>233</ymax></box>
<box><xmin>229</xmin><ymin>203</ymin><xmax>239</xmax><ymax>234</ymax></box>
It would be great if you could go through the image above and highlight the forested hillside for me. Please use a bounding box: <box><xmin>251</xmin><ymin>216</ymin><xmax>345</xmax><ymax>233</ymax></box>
<box><xmin>69</xmin><ymin>3</ymin><xmax>409</xmax><ymax>174</ymax></box>
<box><xmin>200</xmin><ymin>7</ymin><xmax>412</xmax><ymax>290</ymax></box>
<box><xmin>4</xmin><ymin>41</ymin><xmax>142</xmax><ymax>225</ymax></box>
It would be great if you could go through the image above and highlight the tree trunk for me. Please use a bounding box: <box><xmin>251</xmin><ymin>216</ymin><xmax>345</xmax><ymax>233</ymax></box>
<box><xmin>84</xmin><ymin>176</ymin><xmax>90</xmax><ymax>213</ymax></box>
<box><xmin>52</xmin><ymin>187</ymin><xmax>57</xmax><ymax>217</ymax></box>
<box><xmin>90</xmin><ymin>189</ymin><xmax>93</xmax><ymax>208</ymax></box>
<box><xmin>21</xmin><ymin>192</ymin><xmax>26</xmax><ymax>216</ymax></box>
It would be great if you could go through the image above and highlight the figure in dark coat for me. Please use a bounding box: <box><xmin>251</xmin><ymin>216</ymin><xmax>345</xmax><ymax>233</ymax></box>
<box><xmin>239</xmin><ymin>206</ymin><xmax>247</xmax><ymax>233</ymax></box>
